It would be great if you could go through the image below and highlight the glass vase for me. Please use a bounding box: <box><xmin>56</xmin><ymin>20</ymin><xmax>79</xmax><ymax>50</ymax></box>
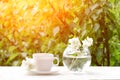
<box><xmin>63</xmin><ymin>48</ymin><xmax>91</xmax><ymax>72</ymax></box>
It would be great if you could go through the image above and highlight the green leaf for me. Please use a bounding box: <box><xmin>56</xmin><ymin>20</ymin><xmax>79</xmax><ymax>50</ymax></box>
<box><xmin>6</xmin><ymin>53</ymin><xmax>18</xmax><ymax>65</ymax></box>
<box><xmin>73</xmin><ymin>17</ymin><xmax>79</xmax><ymax>23</ymax></box>
<box><xmin>109</xmin><ymin>0</ymin><xmax>115</xmax><ymax>3</ymax></box>
<box><xmin>8</xmin><ymin>46</ymin><xmax>17</xmax><ymax>53</ymax></box>
<box><xmin>70</xmin><ymin>53</ymin><xmax>78</xmax><ymax>56</ymax></box>
<box><xmin>94</xmin><ymin>23</ymin><xmax>100</xmax><ymax>32</ymax></box>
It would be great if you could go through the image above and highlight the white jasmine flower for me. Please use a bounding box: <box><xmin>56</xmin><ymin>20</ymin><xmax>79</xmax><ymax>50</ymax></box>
<box><xmin>63</xmin><ymin>36</ymin><xmax>93</xmax><ymax>56</ymax></box>
<box><xmin>68</xmin><ymin>37</ymin><xmax>81</xmax><ymax>50</ymax></box>
<box><xmin>82</xmin><ymin>37</ymin><xmax>93</xmax><ymax>48</ymax></box>
<box><xmin>63</xmin><ymin>37</ymin><xmax>81</xmax><ymax>55</ymax></box>
<box><xmin>21</xmin><ymin>57</ymin><xmax>35</xmax><ymax>71</ymax></box>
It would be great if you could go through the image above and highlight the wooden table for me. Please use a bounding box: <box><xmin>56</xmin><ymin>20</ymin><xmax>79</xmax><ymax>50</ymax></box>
<box><xmin>0</xmin><ymin>66</ymin><xmax>120</xmax><ymax>80</ymax></box>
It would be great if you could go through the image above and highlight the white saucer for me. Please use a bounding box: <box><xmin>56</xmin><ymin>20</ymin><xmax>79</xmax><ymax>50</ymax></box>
<box><xmin>28</xmin><ymin>68</ymin><xmax>59</xmax><ymax>75</ymax></box>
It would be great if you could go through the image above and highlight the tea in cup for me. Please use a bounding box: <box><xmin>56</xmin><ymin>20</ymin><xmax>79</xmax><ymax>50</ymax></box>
<box><xmin>33</xmin><ymin>53</ymin><xmax>59</xmax><ymax>71</ymax></box>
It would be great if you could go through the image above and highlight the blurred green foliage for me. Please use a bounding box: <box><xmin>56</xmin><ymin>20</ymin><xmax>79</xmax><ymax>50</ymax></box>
<box><xmin>0</xmin><ymin>0</ymin><xmax>120</xmax><ymax>66</ymax></box>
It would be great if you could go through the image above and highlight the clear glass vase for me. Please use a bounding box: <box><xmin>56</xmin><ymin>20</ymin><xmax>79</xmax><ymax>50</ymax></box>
<box><xmin>63</xmin><ymin>48</ymin><xmax>91</xmax><ymax>72</ymax></box>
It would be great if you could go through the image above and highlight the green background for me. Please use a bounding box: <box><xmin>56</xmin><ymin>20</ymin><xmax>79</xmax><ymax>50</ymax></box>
<box><xmin>0</xmin><ymin>0</ymin><xmax>120</xmax><ymax>66</ymax></box>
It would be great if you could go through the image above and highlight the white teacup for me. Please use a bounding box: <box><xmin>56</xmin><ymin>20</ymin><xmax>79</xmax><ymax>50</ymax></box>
<box><xmin>33</xmin><ymin>53</ymin><xmax>59</xmax><ymax>71</ymax></box>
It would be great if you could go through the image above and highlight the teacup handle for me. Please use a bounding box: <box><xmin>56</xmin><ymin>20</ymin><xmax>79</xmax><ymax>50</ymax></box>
<box><xmin>53</xmin><ymin>57</ymin><xmax>59</xmax><ymax>66</ymax></box>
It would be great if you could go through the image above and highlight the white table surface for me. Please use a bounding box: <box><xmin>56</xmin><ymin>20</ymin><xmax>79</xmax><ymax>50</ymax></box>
<box><xmin>0</xmin><ymin>66</ymin><xmax>120</xmax><ymax>80</ymax></box>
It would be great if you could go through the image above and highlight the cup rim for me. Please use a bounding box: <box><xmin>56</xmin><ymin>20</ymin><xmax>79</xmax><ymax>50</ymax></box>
<box><xmin>33</xmin><ymin>53</ymin><xmax>54</xmax><ymax>57</ymax></box>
